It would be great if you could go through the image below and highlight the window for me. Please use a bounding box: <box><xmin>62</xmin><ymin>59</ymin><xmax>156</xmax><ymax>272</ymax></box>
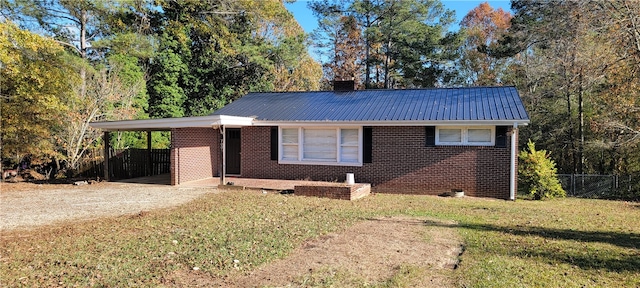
<box><xmin>439</xmin><ymin>128</ymin><xmax>462</xmax><ymax>143</ymax></box>
<box><xmin>340</xmin><ymin>129</ymin><xmax>359</xmax><ymax>163</ymax></box>
<box><xmin>436</xmin><ymin>126</ymin><xmax>494</xmax><ymax>146</ymax></box>
<box><xmin>279</xmin><ymin>127</ymin><xmax>362</xmax><ymax>166</ymax></box>
<box><xmin>468</xmin><ymin>128</ymin><xmax>492</xmax><ymax>143</ymax></box>
<box><xmin>281</xmin><ymin>128</ymin><xmax>298</xmax><ymax>160</ymax></box>
<box><xmin>303</xmin><ymin>129</ymin><xmax>336</xmax><ymax>161</ymax></box>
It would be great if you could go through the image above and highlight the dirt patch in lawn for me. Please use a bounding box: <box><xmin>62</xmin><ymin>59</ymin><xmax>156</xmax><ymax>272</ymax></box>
<box><xmin>168</xmin><ymin>216</ymin><xmax>463</xmax><ymax>287</ymax></box>
<box><xmin>0</xmin><ymin>181</ymin><xmax>213</xmax><ymax>230</ymax></box>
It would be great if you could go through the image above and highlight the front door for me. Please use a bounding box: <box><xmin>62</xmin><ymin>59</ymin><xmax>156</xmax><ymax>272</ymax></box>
<box><xmin>225</xmin><ymin>128</ymin><xmax>241</xmax><ymax>174</ymax></box>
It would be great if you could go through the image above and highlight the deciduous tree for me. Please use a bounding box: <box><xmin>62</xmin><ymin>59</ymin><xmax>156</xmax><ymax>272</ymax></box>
<box><xmin>456</xmin><ymin>2</ymin><xmax>512</xmax><ymax>85</ymax></box>
<box><xmin>0</xmin><ymin>22</ymin><xmax>74</xmax><ymax>164</ymax></box>
<box><xmin>495</xmin><ymin>1</ymin><xmax>612</xmax><ymax>175</ymax></box>
<box><xmin>2</xmin><ymin>0</ymin><xmax>154</xmax><ymax>167</ymax></box>
<box><xmin>59</xmin><ymin>56</ymin><xmax>146</xmax><ymax>170</ymax></box>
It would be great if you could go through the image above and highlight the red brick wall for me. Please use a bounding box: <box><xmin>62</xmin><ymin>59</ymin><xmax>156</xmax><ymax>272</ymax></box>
<box><xmin>294</xmin><ymin>184</ymin><xmax>371</xmax><ymax>200</ymax></box>
<box><xmin>170</xmin><ymin>128</ymin><xmax>219</xmax><ymax>185</ymax></box>
<box><xmin>241</xmin><ymin>126</ymin><xmax>517</xmax><ymax>199</ymax></box>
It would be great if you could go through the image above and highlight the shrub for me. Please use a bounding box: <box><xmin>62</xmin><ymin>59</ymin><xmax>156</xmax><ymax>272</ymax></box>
<box><xmin>518</xmin><ymin>140</ymin><xmax>566</xmax><ymax>200</ymax></box>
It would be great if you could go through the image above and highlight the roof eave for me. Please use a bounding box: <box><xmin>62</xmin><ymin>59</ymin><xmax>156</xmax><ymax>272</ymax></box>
<box><xmin>251</xmin><ymin>119</ymin><xmax>530</xmax><ymax>127</ymax></box>
<box><xmin>91</xmin><ymin>115</ymin><xmax>531</xmax><ymax>131</ymax></box>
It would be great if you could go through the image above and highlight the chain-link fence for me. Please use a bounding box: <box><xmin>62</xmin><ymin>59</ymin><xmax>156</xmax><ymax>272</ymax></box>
<box><xmin>557</xmin><ymin>174</ymin><xmax>639</xmax><ymax>200</ymax></box>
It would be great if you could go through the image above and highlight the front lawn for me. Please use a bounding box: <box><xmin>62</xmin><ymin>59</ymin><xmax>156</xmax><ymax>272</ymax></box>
<box><xmin>1</xmin><ymin>191</ymin><xmax>638</xmax><ymax>287</ymax></box>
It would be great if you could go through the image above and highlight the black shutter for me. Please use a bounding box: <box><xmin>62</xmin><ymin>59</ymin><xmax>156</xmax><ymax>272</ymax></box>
<box><xmin>363</xmin><ymin>127</ymin><xmax>372</xmax><ymax>163</ymax></box>
<box><xmin>425</xmin><ymin>126</ymin><xmax>436</xmax><ymax>147</ymax></box>
<box><xmin>496</xmin><ymin>126</ymin><xmax>508</xmax><ymax>148</ymax></box>
<box><xmin>270</xmin><ymin>126</ymin><xmax>278</xmax><ymax>160</ymax></box>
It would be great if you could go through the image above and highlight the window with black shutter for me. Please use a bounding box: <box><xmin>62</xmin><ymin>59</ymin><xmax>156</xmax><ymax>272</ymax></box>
<box><xmin>495</xmin><ymin>126</ymin><xmax>508</xmax><ymax>148</ymax></box>
<box><xmin>363</xmin><ymin>127</ymin><xmax>372</xmax><ymax>163</ymax></box>
<box><xmin>270</xmin><ymin>126</ymin><xmax>278</xmax><ymax>160</ymax></box>
<box><xmin>425</xmin><ymin>126</ymin><xmax>436</xmax><ymax>147</ymax></box>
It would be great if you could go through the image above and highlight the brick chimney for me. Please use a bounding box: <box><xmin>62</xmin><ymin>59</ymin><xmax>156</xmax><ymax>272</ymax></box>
<box><xmin>333</xmin><ymin>79</ymin><xmax>356</xmax><ymax>91</ymax></box>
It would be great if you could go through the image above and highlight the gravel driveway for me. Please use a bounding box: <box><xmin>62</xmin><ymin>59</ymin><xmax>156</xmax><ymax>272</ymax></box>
<box><xmin>0</xmin><ymin>181</ymin><xmax>214</xmax><ymax>230</ymax></box>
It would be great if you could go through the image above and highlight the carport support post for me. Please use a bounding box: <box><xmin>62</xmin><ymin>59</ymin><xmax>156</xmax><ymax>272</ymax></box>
<box><xmin>103</xmin><ymin>131</ymin><xmax>110</xmax><ymax>181</ymax></box>
<box><xmin>147</xmin><ymin>130</ymin><xmax>152</xmax><ymax>176</ymax></box>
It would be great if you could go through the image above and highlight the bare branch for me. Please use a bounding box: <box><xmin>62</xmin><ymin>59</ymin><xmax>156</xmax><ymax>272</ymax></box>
<box><xmin>53</xmin><ymin>39</ymin><xmax>81</xmax><ymax>55</ymax></box>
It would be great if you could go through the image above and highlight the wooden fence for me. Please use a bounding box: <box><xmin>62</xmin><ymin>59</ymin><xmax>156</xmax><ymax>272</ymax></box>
<box><xmin>77</xmin><ymin>150</ymin><xmax>105</xmax><ymax>178</ymax></box>
<box><xmin>78</xmin><ymin>148</ymin><xmax>170</xmax><ymax>180</ymax></box>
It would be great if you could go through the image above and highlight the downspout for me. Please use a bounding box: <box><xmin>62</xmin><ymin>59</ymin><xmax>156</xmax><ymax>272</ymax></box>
<box><xmin>510</xmin><ymin>123</ymin><xmax>518</xmax><ymax>201</ymax></box>
<box><xmin>220</xmin><ymin>125</ymin><xmax>226</xmax><ymax>186</ymax></box>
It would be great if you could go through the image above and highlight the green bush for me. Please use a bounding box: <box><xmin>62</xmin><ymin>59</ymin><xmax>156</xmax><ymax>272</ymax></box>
<box><xmin>518</xmin><ymin>140</ymin><xmax>566</xmax><ymax>200</ymax></box>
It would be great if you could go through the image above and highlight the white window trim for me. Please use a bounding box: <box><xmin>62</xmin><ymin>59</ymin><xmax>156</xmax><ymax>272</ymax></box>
<box><xmin>436</xmin><ymin>126</ymin><xmax>495</xmax><ymax>146</ymax></box>
<box><xmin>278</xmin><ymin>126</ymin><xmax>363</xmax><ymax>166</ymax></box>
<box><xmin>280</xmin><ymin>128</ymin><xmax>299</xmax><ymax>161</ymax></box>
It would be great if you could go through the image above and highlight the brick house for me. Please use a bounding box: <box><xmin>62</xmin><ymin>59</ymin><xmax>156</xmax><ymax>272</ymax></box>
<box><xmin>91</xmin><ymin>86</ymin><xmax>530</xmax><ymax>199</ymax></box>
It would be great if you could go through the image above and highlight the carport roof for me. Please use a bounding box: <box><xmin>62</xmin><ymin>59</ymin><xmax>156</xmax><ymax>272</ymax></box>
<box><xmin>89</xmin><ymin>115</ymin><xmax>254</xmax><ymax>131</ymax></box>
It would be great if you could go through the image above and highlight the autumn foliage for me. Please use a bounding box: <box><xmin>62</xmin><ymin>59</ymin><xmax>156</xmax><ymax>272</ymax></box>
<box><xmin>0</xmin><ymin>22</ymin><xmax>74</xmax><ymax>163</ymax></box>
<box><xmin>1</xmin><ymin>0</ymin><xmax>322</xmax><ymax>174</ymax></box>
<box><xmin>458</xmin><ymin>2</ymin><xmax>512</xmax><ymax>85</ymax></box>
<box><xmin>2</xmin><ymin>0</ymin><xmax>640</xmax><ymax>190</ymax></box>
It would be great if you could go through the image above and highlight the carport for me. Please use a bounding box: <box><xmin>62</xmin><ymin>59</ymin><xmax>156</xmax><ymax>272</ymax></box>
<box><xmin>90</xmin><ymin>115</ymin><xmax>254</xmax><ymax>185</ymax></box>
<box><xmin>102</xmin><ymin>131</ymin><xmax>171</xmax><ymax>181</ymax></box>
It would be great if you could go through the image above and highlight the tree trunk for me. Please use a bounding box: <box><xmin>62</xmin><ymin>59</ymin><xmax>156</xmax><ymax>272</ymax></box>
<box><xmin>80</xmin><ymin>10</ymin><xmax>88</xmax><ymax>98</ymax></box>
<box><xmin>384</xmin><ymin>39</ymin><xmax>391</xmax><ymax>89</ymax></box>
<box><xmin>565</xmin><ymin>67</ymin><xmax>576</xmax><ymax>174</ymax></box>
<box><xmin>364</xmin><ymin>11</ymin><xmax>371</xmax><ymax>88</ymax></box>
<box><xmin>578</xmin><ymin>68</ymin><xmax>584</xmax><ymax>174</ymax></box>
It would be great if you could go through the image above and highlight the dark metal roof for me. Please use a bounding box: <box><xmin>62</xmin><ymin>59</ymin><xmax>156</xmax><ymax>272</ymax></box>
<box><xmin>212</xmin><ymin>87</ymin><xmax>530</xmax><ymax>122</ymax></box>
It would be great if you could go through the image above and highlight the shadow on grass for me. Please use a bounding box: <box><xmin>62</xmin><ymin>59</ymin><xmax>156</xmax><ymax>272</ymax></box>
<box><xmin>422</xmin><ymin>219</ymin><xmax>639</xmax><ymax>250</ymax></box>
<box><xmin>421</xmin><ymin>219</ymin><xmax>640</xmax><ymax>273</ymax></box>
<box><xmin>519</xmin><ymin>247</ymin><xmax>640</xmax><ymax>272</ymax></box>
<box><xmin>472</xmin><ymin>223</ymin><xmax>638</xmax><ymax>250</ymax></box>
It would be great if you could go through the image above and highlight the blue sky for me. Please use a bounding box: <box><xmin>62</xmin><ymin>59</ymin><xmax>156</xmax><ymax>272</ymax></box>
<box><xmin>284</xmin><ymin>0</ymin><xmax>512</xmax><ymax>34</ymax></box>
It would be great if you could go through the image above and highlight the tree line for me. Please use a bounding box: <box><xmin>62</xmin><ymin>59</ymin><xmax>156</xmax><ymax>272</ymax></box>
<box><xmin>1</xmin><ymin>0</ymin><xmax>321</xmax><ymax>175</ymax></box>
<box><xmin>1</xmin><ymin>0</ymin><xmax>640</xmax><ymax>188</ymax></box>
<box><xmin>311</xmin><ymin>0</ymin><xmax>640</xmax><ymax>183</ymax></box>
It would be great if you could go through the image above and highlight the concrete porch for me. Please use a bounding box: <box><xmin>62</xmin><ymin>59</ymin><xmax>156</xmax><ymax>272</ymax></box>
<box><xmin>115</xmin><ymin>174</ymin><xmax>357</xmax><ymax>191</ymax></box>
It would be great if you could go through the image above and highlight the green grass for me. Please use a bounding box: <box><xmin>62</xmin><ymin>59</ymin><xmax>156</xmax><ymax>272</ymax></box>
<box><xmin>1</xmin><ymin>191</ymin><xmax>639</xmax><ymax>287</ymax></box>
